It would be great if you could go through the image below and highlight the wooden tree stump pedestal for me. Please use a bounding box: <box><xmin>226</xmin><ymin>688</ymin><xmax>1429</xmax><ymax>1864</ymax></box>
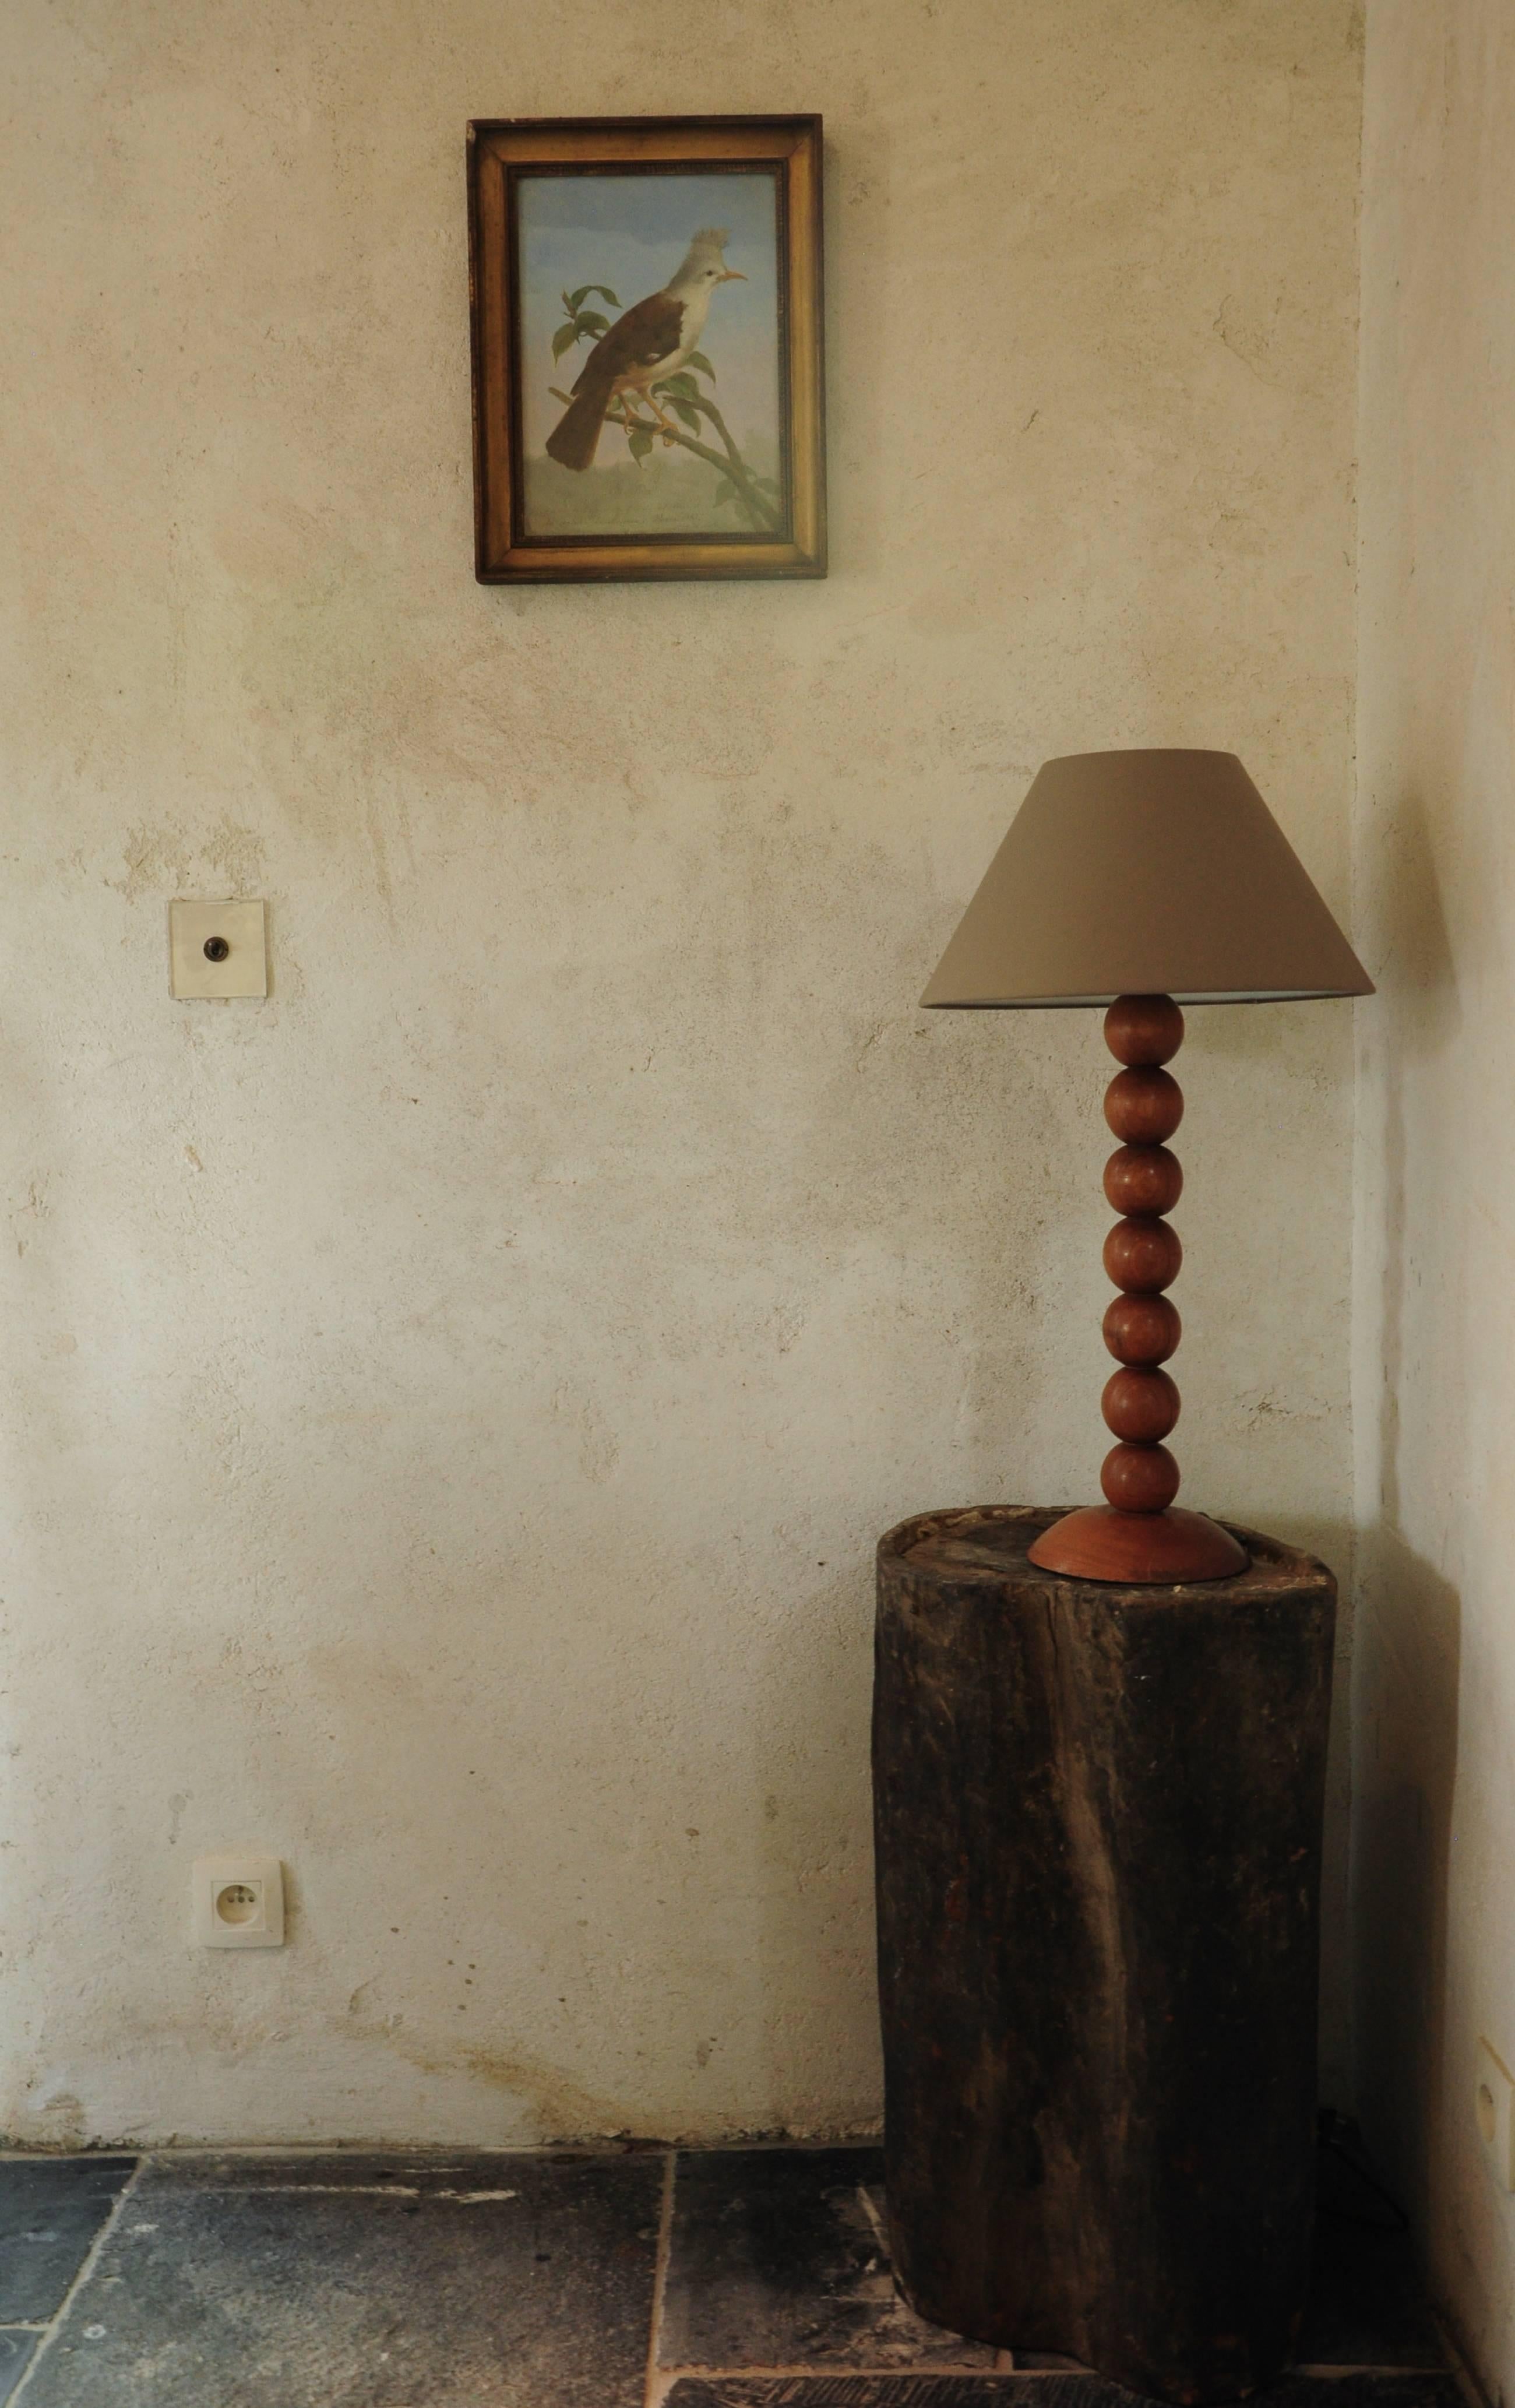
<box><xmin>873</xmin><ymin>1506</ymin><xmax>1337</xmax><ymax>2406</ymax></box>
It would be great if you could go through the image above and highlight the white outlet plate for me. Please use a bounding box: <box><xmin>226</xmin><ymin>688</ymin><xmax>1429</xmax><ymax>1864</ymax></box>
<box><xmin>1476</xmin><ymin>2039</ymin><xmax>1514</xmax><ymax>2189</ymax></box>
<box><xmin>193</xmin><ymin>1854</ymin><xmax>285</xmax><ymax>1949</ymax></box>
<box><xmin>170</xmin><ymin>899</ymin><xmax>268</xmax><ymax>998</ymax></box>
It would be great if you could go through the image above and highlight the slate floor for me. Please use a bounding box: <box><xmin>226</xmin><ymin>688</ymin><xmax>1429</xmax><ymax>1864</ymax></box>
<box><xmin>0</xmin><ymin>2136</ymin><xmax>1465</xmax><ymax>2407</ymax></box>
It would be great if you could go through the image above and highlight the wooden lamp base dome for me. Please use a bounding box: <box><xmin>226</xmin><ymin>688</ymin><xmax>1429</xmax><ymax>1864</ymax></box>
<box><xmin>1028</xmin><ymin>1503</ymin><xmax>1246</xmax><ymax>1584</ymax></box>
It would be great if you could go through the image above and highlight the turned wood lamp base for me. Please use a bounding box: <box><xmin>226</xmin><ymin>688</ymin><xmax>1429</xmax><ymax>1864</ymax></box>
<box><xmin>1027</xmin><ymin>993</ymin><xmax>1248</xmax><ymax>1586</ymax></box>
<box><xmin>1030</xmin><ymin>1502</ymin><xmax>1246</xmax><ymax>1583</ymax></box>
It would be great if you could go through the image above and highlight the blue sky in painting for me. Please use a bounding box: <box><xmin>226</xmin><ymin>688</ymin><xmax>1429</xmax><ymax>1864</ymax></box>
<box><xmin>516</xmin><ymin>170</ymin><xmax>780</xmax><ymax>459</ymax></box>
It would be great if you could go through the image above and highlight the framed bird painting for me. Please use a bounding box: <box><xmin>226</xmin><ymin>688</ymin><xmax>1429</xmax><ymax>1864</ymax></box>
<box><xmin>467</xmin><ymin>116</ymin><xmax>825</xmax><ymax>582</ymax></box>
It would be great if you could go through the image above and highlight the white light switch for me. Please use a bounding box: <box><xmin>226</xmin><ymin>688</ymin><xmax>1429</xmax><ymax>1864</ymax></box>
<box><xmin>170</xmin><ymin>899</ymin><xmax>268</xmax><ymax>999</ymax></box>
<box><xmin>193</xmin><ymin>1854</ymin><xmax>286</xmax><ymax>1948</ymax></box>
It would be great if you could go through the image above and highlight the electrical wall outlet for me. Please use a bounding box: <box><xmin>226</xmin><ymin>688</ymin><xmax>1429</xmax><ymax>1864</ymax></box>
<box><xmin>170</xmin><ymin>899</ymin><xmax>268</xmax><ymax>998</ymax></box>
<box><xmin>1475</xmin><ymin>2039</ymin><xmax>1514</xmax><ymax>2189</ymax></box>
<box><xmin>193</xmin><ymin>1854</ymin><xmax>285</xmax><ymax>1949</ymax></box>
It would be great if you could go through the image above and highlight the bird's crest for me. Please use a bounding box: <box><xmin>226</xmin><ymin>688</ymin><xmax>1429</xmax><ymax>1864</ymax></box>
<box><xmin>671</xmin><ymin>227</ymin><xmax>734</xmax><ymax>286</ymax></box>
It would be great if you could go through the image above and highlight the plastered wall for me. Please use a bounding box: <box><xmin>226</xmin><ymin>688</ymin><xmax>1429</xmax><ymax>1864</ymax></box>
<box><xmin>1354</xmin><ymin>1</ymin><xmax>1515</xmax><ymax>2391</ymax></box>
<box><xmin>0</xmin><ymin>0</ymin><xmax>1362</xmax><ymax>2148</ymax></box>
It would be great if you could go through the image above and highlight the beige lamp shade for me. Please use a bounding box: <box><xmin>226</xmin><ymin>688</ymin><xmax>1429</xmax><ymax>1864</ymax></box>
<box><xmin>921</xmin><ymin>749</ymin><xmax>1373</xmax><ymax>1008</ymax></box>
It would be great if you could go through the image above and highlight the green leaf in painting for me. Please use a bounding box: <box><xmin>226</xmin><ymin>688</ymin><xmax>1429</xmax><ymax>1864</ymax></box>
<box><xmin>549</xmin><ymin>387</ymin><xmax>572</xmax><ymax>404</ymax></box>
<box><xmin>572</xmin><ymin>283</ymin><xmax>619</xmax><ymax>309</ymax></box>
<box><xmin>670</xmin><ymin>399</ymin><xmax>701</xmax><ymax>431</ymax></box>
<box><xmin>628</xmin><ymin>427</ymin><xmax>654</xmax><ymax>463</ymax></box>
<box><xmin>552</xmin><ymin>324</ymin><xmax>579</xmax><ymax>361</ymax></box>
<box><xmin>685</xmin><ymin>351</ymin><xmax>716</xmax><ymax>381</ymax></box>
<box><xmin>575</xmin><ymin>311</ymin><xmax>609</xmax><ymax>339</ymax></box>
<box><xmin>712</xmin><ymin>479</ymin><xmax>737</xmax><ymax>510</ymax></box>
<box><xmin>656</xmin><ymin>371</ymin><xmax>699</xmax><ymax>400</ymax></box>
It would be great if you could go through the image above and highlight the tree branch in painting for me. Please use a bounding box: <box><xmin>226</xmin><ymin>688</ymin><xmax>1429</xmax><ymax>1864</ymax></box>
<box><xmin>549</xmin><ymin>289</ymin><xmax>782</xmax><ymax>535</ymax></box>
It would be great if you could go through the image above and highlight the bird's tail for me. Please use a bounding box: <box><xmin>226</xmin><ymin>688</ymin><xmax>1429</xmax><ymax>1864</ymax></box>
<box><xmin>546</xmin><ymin>377</ymin><xmax>614</xmax><ymax>473</ymax></box>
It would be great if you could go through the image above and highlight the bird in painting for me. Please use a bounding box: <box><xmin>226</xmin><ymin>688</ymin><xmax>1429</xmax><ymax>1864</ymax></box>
<box><xmin>545</xmin><ymin>227</ymin><xmax>746</xmax><ymax>471</ymax></box>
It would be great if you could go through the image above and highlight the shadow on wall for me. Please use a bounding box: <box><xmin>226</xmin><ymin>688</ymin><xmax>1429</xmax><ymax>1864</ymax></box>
<box><xmin>1352</xmin><ymin>781</ymin><xmax>1461</xmax><ymax>2219</ymax></box>
<box><xmin>1351</xmin><ymin>1529</ymin><xmax>1460</xmax><ymax>2216</ymax></box>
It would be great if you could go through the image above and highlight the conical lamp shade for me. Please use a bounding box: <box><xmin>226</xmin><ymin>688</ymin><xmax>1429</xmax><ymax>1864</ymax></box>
<box><xmin>921</xmin><ymin>749</ymin><xmax>1373</xmax><ymax>1008</ymax></box>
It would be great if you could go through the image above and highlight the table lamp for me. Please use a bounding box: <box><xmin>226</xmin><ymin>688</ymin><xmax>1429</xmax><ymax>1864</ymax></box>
<box><xmin>922</xmin><ymin>748</ymin><xmax>1373</xmax><ymax>1584</ymax></box>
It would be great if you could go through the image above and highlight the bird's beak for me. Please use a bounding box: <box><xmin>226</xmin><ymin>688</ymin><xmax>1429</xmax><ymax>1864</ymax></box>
<box><xmin>717</xmin><ymin>269</ymin><xmax>746</xmax><ymax>282</ymax></box>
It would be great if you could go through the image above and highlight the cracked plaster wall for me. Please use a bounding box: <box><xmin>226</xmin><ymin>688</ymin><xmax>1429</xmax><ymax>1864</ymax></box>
<box><xmin>1354</xmin><ymin>1</ymin><xmax>1515</xmax><ymax>2392</ymax></box>
<box><xmin>0</xmin><ymin>0</ymin><xmax>1361</xmax><ymax>2145</ymax></box>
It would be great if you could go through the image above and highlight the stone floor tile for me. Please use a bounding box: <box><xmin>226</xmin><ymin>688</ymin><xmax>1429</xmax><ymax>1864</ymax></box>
<box><xmin>661</xmin><ymin>2147</ymin><xmax>995</xmax><ymax>2371</ymax></box>
<box><xmin>107</xmin><ymin>2150</ymin><xmax>573</xmax><ymax>2198</ymax></box>
<box><xmin>20</xmin><ymin>2149</ymin><xmax>661</xmax><ymax>2408</ymax></box>
<box><xmin>660</xmin><ymin>2380</ymin><xmax>1088</xmax><ymax>2407</ymax></box>
<box><xmin>661</xmin><ymin>2379</ymin><xmax>1466</xmax><ymax>2408</ymax></box>
<box><xmin>0</xmin><ymin>2332</ymin><xmax>40</xmax><ymax>2404</ymax></box>
<box><xmin>1263</xmin><ymin>2382</ymin><xmax>1463</xmax><ymax>2408</ymax></box>
<box><xmin>0</xmin><ymin>2155</ymin><xmax>137</xmax><ymax>2321</ymax></box>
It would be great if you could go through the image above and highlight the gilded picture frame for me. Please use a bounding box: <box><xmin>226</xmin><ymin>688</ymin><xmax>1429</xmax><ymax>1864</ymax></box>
<box><xmin>467</xmin><ymin>115</ymin><xmax>825</xmax><ymax>583</ymax></box>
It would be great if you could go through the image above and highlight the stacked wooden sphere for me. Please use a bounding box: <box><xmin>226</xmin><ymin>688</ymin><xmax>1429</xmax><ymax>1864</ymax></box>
<box><xmin>1100</xmin><ymin>995</ymin><xmax>1186</xmax><ymax>1515</ymax></box>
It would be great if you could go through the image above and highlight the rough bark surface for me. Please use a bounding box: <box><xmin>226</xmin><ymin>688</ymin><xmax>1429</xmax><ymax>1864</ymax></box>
<box><xmin>873</xmin><ymin>1506</ymin><xmax>1337</xmax><ymax>2406</ymax></box>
